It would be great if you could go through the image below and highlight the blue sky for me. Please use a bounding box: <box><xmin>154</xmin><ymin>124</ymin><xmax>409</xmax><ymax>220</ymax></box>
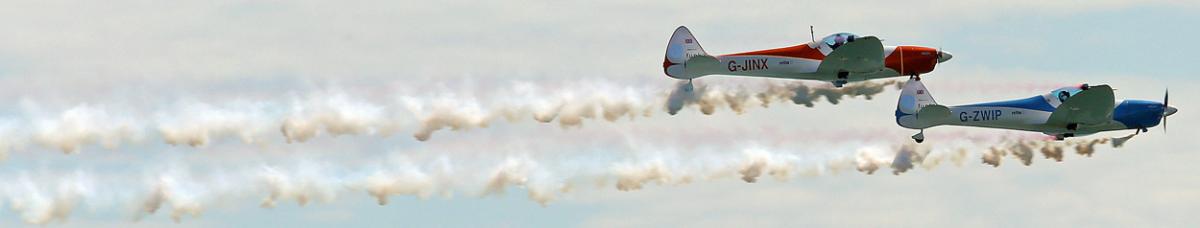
<box><xmin>0</xmin><ymin>1</ymin><xmax>1197</xmax><ymax>227</ymax></box>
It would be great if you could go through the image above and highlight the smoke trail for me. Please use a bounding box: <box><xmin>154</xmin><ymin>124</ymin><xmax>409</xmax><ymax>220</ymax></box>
<box><xmin>24</xmin><ymin>103</ymin><xmax>144</xmax><ymax>154</ymax></box>
<box><xmin>1110</xmin><ymin>133</ymin><xmax>1136</xmax><ymax>148</ymax></box>
<box><xmin>889</xmin><ymin>144</ymin><xmax>923</xmax><ymax>175</ymax></box>
<box><xmin>0</xmin><ymin>121</ymin><xmax>23</xmax><ymax>160</ymax></box>
<box><xmin>973</xmin><ymin>137</ymin><xmax>1117</xmax><ymax>167</ymax></box>
<box><xmin>666</xmin><ymin>80</ymin><xmax>902</xmax><ymax>115</ymax></box>
<box><xmin>0</xmin><ymin>80</ymin><xmax>903</xmax><ymax>154</ymax></box>
<box><xmin>0</xmin><ymin>134</ymin><xmax>1136</xmax><ymax>224</ymax></box>
<box><xmin>279</xmin><ymin>93</ymin><xmax>396</xmax><ymax>144</ymax></box>
<box><xmin>1040</xmin><ymin>146</ymin><xmax>1065</xmax><ymax>162</ymax></box>
<box><xmin>1074</xmin><ymin>138</ymin><xmax>1110</xmax><ymax>157</ymax></box>
<box><xmin>156</xmin><ymin>102</ymin><xmax>274</xmax><ymax>147</ymax></box>
<box><xmin>3</xmin><ymin>172</ymin><xmax>91</xmax><ymax>225</ymax></box>
<box><xmin>136</xmin><ymin>180</ymin><xmax>204</xmax><ymax>223</ymax></box>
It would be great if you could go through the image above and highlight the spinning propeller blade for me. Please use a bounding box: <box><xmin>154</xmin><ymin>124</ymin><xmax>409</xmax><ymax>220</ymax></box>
<box><xmin>1163</xmin><ymin>89</ymin><xmax>1169</xmax><ymax>132</ymax></box>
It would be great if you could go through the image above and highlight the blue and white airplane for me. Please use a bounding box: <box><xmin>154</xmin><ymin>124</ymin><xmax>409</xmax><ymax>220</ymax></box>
<box><xmin>896</xmin><ymin>78</ymin><xmax>1177</xmax><ymax>143</ymax></box>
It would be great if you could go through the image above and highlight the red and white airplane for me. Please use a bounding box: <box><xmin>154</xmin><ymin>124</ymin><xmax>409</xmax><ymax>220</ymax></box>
<box><xmin>663</xmin><ymin>26</ymin><xmax>952</xmax><ymax>88</ymax></box>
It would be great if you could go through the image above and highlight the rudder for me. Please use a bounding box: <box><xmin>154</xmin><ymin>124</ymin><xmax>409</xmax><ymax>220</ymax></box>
<box><xmin>896</xmin><ymin>78</ymin><xmax>947</xmax><ymax>129</ymax></box>
<box><xmin>663</xmin><ymin>26</ymin><xmax>715</xmax><ymax>79</ymax></box>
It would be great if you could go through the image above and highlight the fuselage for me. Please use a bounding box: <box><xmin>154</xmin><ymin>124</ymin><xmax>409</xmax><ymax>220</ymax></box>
<box><xmin>710</xmin><ymin>44</ymin><xmax>945</xmax><ymax>82</ymax></box>
<box><xmin>905</xmin><ymin>96</ymin><xmax>1169</xmax><ymax>136</ymax></box>
<box><xmin>663</xmin><ymin>29</ymin><xmax>952</xmax><ymax>86</ymax></box>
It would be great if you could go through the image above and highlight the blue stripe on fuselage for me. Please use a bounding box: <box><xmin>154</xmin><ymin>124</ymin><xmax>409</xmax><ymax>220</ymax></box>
<box><xmin>959</xmin><ymin>96</ymin><xmax>1055</xmax><ymax>112</ymax></box>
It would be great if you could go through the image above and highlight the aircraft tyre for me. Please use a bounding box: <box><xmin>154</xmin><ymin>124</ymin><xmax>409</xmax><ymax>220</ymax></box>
<box><xmin>833</xmin><ymin>80</ymin><xmax>847</xmax><ymax>88</ymax></box>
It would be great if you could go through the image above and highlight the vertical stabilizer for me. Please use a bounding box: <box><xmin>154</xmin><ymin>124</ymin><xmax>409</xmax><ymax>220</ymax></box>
<box><xmin>897</xmin><ymin>78</ymin><xmax>938</xmax><ymax>115</ymax></box>
<box><xmin>896</xmin><ymin>79</ymin><xmax>949</xmax><ymax>129</ymax></box>
<box><xmin>663</xmin><ymin>26</ymin><xmax>718</xmax><ymax>79</ymax></box>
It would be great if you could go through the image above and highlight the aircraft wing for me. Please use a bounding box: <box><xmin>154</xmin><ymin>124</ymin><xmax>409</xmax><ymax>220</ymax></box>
<box><xmin>816</xmin><ymin>36</ymin><xmax>885</xmax><ymax>74</ymax></box>
<box><xmin>1046</xmin><ymin>85</ymin><xmax>1116</xmax><ymax>127</ymax></box>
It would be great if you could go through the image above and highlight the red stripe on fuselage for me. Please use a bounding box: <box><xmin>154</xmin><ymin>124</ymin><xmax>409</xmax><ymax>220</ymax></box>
<box><xmin>721</xmin><ymin>44</ymin><xmax>824</xmax><ymax>60</ymax></box>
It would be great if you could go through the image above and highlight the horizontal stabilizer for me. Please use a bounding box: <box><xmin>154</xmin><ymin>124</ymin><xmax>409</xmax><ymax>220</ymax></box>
<box><xmin>917</xmin><ymin>104</ymin><xmax>951</xmax><ymax>120</ymax></box>
<box><xmin>909</xmin><ymin>104</ymin><xmax>951</xmax><ymax>128</ymax></box>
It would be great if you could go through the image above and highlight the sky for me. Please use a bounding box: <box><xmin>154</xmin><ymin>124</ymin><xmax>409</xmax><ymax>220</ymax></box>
<box><xmin>0</xmin><ymin>1</ymin><xmax>1198</xmax><ymax>227</ymax></box>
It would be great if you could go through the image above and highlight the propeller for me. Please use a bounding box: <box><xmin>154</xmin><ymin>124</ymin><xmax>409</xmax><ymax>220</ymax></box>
<box><xmin>935</xmin><ymin>47</ymin><xmax>943</xmax><ymax>67</ymax></box>
<box><xmin>928</xmin><ymin>46</ymin><xmax>944</xmax><ymax>77</ymax></box>
<box><xmin>935</xmin><ymin>46</ymin><xmax>952</xmax><ymax>65</ymax></box>
<box><xmin>1162</xmin><ymin>89</ymin><xmax>1170</xmax><ymax>132</ymax></box>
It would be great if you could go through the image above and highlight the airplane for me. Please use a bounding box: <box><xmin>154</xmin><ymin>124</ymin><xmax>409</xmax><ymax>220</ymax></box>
<box><xmin>895</xmin><ymin>78</ymin><xmax>1178</xmax><ymax>143</ymax></box>
<box><xmin>662</xmin><ymin>26</ymin><xmax>952</xmax><ymax>89</ymax></box>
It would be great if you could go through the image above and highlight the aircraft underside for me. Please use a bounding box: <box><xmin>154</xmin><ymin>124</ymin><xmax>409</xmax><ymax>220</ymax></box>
<box><xmin>907</xmin><ymin>105</ymin><xmax>1136</xmax><ymax>141</ymax></box>
<box><xmin>943</xmin><ymin>121</ymin><xmax>1127</xmax><ymax>136</ymax></box>
<box><xmin>717</xmin><ymin>68</ymin><xmax>904</xmax><ymax>85</ymax></box>
<box><xmin>710</xmin><ymin>55</ymin><xmax>906</xmax><ymax>86</ymax></box>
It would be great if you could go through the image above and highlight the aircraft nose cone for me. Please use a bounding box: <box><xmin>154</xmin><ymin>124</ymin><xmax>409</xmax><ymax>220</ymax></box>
<box><xmin>937</xmin><ymin>51</ymin><xmax>953</xmax><ymax>63</ymax></box>
<box><xmin>1165</xmin><ymin>106</ymin><xmax>1178</xmax><ymax>117</ymax></box>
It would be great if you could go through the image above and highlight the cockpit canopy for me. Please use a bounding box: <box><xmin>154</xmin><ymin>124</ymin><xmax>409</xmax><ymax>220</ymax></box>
<box><xmin>1045</xmin><ymin>84</ymin><xmax>1089</xmax><ymax>105</ymax></box>
<box><xmin>821</xmin><ymin>33</ymin><xmax>858</xmax><ymax>50</ymax></box>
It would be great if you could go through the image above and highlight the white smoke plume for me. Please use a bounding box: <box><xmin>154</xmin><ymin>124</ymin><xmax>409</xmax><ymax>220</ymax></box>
<box><xmin>977</xmin><ymin>137</ymin><xmax>1116</xmax><ymax>167</ymax></box>
<box><xmin>279</xmin><ymin>93</ymin><xmax>396</xmax><ymax>143</ymax></box>
<box><xmin>0</xmin><ymin>135</ymin><xmax>1134</xmax><ymax>224</ymax></box>
<box><xmin>0</xmin><ymin>80</ymin><xmax>903</xmax><ymax>154</ymax></box>
<box><xmin>410</xmin><ymin>79</ymin><xmax>902</xmax><ymax>141</ymax></box>
<box><xmin>666</xmin><ymin>79</ymin><xmax>902</xmax><ymax>115</ymax></box>
<box><xmin>23</xmin><ymin>103</ymin><xmax>144</xmax><ymax>154</ymax></box>
<box><xmin>156</xmin><ymin>102</ymin><xmax>274</xmax><ymax>147</ymax></box>
<box><xmin>2</xmin><ymin>172</ymin><xmax>92</xmax><ymax>225</ymax></box>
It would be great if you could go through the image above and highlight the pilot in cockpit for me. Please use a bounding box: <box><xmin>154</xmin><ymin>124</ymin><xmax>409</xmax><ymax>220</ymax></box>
<box><xmin>822</xmin><ymin>33</ymin><xmax>857</xmax><ymax>50</ymax></box>
<box><xmin>1048</xmin><ymin>84</ymin><xmax>1088</xmax><ymax>104</ymax></box>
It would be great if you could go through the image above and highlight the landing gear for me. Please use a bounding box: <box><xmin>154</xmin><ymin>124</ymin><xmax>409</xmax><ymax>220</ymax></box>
<box><xmin>1128</xmin><ymin>129</ymin><xmax>1144</xmax><ymax>136</ymax></box>
<box><xmin>683</xmin><ymin>79</ymin><xmax>694</xmax><ymax>92</ymax></box>
<box><xmin>912</xmin><ymin>130</ymin><xmax>925</xmax><ymax>143</ymax></box>
<box><xmin>1059</xmin><ymin>124</ymin><xmax>1080</xmax><ymax>140</ymax></box>
<box><xmin>834</xmin><ymin>71</ymin><xmax>849</xmax><ymax>88</ymax></box>
<box><xmin>1057</xmin><ymin>133</ymin><xmax>1076</xmax><ymax>141</ymax></box>
<box><xmin>908</xmin><ymin>74</ymin><xmax>921</xmax><ymax>81</ymax></box>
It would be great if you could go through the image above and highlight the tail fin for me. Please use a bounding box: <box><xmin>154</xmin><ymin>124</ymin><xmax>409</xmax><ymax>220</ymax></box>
<box><xmin>896</xmin><ymin>78</ymin><xmax>949</xmax><ymax>129</ymax></box>
<box><xmin>663</xmin><ymin>26</ymin><xmax>718</xmax><ymax>79</ymax></box>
